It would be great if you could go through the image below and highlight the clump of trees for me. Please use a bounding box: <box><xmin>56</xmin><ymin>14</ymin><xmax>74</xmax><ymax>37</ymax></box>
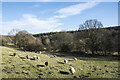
<box><xmin>14</xmin><ymin>31</ymin><xmax>44</xmax><ymax>51</ymax></box>
<box><xmin>51</xmin><ymin>33</ymin><xmax>74</xmax><ymax>52</ymax></box>
<box><xmin>2</xmin><ymin>19</ymin><xmax>119</xmax><ymax>56</ymax></box>
<box><xmin>78</xmin><ymin>19</ymin><xmax>118</xmax><ymax>55</ymax></box>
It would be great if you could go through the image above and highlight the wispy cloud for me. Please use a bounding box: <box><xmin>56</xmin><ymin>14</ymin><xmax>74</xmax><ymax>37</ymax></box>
<box><xmin>2</xmin><ymin>14</ymin><xmax>62</xmax><ymax>34</ymax></box>
<box><xmin>2</xmin><ymin>2</ymin><xmax>99</xmax><ymax>35</ymax></box>
<box><xmin>33</xmin><ymin>4</ymin><xmax>40</xmax><ymax>7</ymax></box>
<box><xmin>53</xmin><ymin>2</ymin><xmax>99</xmax><ymax>19</ymax></box>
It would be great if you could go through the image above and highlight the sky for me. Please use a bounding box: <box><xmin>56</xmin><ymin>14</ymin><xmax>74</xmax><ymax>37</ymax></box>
<box><xmin>1</xmin><ymin>2</ymin><xmax>118</xmax><ymax>35</ymax></box>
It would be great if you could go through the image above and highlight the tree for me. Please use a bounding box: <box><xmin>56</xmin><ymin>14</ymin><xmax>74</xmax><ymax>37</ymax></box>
<box><xmin>79</xmin><ymin>19</ymin><xmax>103</xmax><ymax>30</ymax></box>
<box><xmin>51</xmin><ymin>32</ymin><xmax>74</xmax><ymax>52</ymax></box>
<box><xmin>14</xmin><ymin>31</ymin><xmax>30</xmax><ymax>49</ymax></box>
<box><xmin>14</xmin><ymin>31</ymin><xmax>43</xmax><ymax>51</ymax></box>
<box><xmin>73</xmin><ymin>32</ymin><xmax>86</xmax><ymax>52</ymax></box>
<box><xmin>1</xmin><ymin>36</ymin><xmax>13</xmax><ymax>46</ymax></box>
<box><xmin>42</xmin><ymin>36</ymin><xmax>51</xmax><ymax>51</ymax></box>
<box><xmin>79</xmin><ymin>19</ymin><xmax>103</xmax><ymax>55</ymax></box>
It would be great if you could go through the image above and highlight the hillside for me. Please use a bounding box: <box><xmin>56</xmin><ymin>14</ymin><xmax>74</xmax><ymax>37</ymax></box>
<box><xmin>33</xmin><ymin>26</ymin><xmax>120</xmax><ymax>37</ymax></box>
<box><xmin>1</xmin><ymin>45</ymin><xmax>119</xmax><ymax>78</ymax></box>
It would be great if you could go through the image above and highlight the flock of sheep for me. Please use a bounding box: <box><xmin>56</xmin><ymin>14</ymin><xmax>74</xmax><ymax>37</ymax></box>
<box><xmin>13</xmin><ymin>52</ymin><xmax>77</xmax><ymax>75</ymax></box>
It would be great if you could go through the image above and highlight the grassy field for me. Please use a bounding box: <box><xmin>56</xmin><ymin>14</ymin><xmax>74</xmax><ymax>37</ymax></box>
<box><xmin>1</xmin><ymin>46</ymin><xmax>119</xmax><ymax>78</ymax></box>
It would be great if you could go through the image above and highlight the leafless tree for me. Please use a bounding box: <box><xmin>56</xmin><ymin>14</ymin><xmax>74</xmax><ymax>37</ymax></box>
<box><xmin>79</xmin><ymin>19</ymin><xmax>103</xmax><ymax>55</ymax></box>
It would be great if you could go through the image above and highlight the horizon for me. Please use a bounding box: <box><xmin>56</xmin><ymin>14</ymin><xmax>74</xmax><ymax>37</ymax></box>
<box><xmin>1</xmin><ymin>2</ymin><xmax>118</xmax><ymax>35</ymax></box>
<box><xmin>1</xmin><ymin>25</ymin><xmax>119</xmax><ymax>36</ymax></box>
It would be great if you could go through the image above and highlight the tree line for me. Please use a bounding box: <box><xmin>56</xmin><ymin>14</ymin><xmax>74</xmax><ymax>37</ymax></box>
<box><xmin>1</xmin><ymin>19</ymin><xmax>119</xmax><ymax>56</ymax></box>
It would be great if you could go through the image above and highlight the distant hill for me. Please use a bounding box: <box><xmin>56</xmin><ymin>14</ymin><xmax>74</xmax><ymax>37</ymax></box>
<box><xmin>4</xmin><ymin>26</ymin><xmax>120</xmax><ymax>37</ymax></box>
<box><xmin>33</xmin><ymin>26</ymin><xmax>120</xmax><ymax>37</ymax></box>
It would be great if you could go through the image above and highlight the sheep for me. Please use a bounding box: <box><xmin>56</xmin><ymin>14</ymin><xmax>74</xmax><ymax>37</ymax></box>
<box><xmin>26</xmin><ymin>55</ymin><xmax>29</xmax><ymax>59</ymax></box>
<box><xmin>34</xmin><ymin>56</ymin><xmax>37</xmax><ymax>58</ymax></box>
<box><xmin>45</xmin><ymin>62</ymin><xmax>48</xmax><ymax>66</ymax></box>
<box><xmin>53</xmin><ymin>55</ymin><xmax>57</xmax><ymax>57</ymax></box>
<box><xmin>64</xmin><ymin>59</ymin><xmax>68</xmax><ymax>64</ymax></box>
<box><xmin>35</xmin><ymin>50</ymin><xmax>37</xmax><ymax>53</ymax></box>
<box><xmin>74</xmin><ymin>57</ymin><xmax>77</xmax><ymax>61</ymax></box>
<box><xmin>39</xmin><ymin>51</ymin><xmax>42</xmax><ymax>54</ymax></box>
<box><xmin>33</xmin><ymin>56</ymin><xmax>37</xmax><ymax>60</ymax></box>
<box><xmin>13</xmin><ymin>53</ymin><xmax>16</xmax><ymax>56</ymax></box>
<box><xmin>37</xmin><ymin>56</ymin><xmax>40</xmax><ymax>59</ymax></box>
<box><xmin>69</xmin><ymin>67</ymin><xmax>75</xmax><ymax>75</ymax></box>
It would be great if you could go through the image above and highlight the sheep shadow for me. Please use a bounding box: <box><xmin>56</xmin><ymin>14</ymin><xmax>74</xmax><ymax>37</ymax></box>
<box><xmin>9</xmin><ymin>54</ymin><xmax>14</xmax><ymax>56</ymax></box>
<box><xmin>30</xmin><ymin>58</ymin><xmax>35</xmax><ymax>60</ymax></box>
<box><xmin>58</xmin><ymin>62</ymin><xmax>64</xmax><ymax>64</ymax></box>
<box><xmin>7</xmin><ymin>72</ymin><xmax>11</xmax><ymax>74</ymax></box>
<box><xmin>37</xmin><ymin>65</ymin><xmax>45</xmax><ymax>67</ymax></box>
<box><xmin>20</xmin><ymin>57</ymin><xmax>26</xmax><ymax>59</ymax></box>
<box><xmin>68</xmin><ymin>60</ymin><xmax>74</xmax><ymax>61</ymax></box>
<box><xmin>59</xmin><ymin>71</ymin><xmax>69</xmax><ymax>75</ymax></box>
<box><xmin>21</xmin><ymin>66</ymin><xmax>26</xmax><ymax>68</ymax></box>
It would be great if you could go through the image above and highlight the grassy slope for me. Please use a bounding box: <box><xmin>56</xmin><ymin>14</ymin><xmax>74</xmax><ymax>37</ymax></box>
<box><xmin>1</xmin><ymin>46</ymin><xmax>119</xmax><ymax>78</ymax></box>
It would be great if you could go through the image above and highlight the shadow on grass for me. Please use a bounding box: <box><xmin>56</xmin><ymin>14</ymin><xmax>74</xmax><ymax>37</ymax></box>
<box><xmin>36</xmin><ymin>65</ymin><xmax>45</xmax><ymax>67</ymax></box>
<box><xmin>5</xmin><ymin>44</ymin><xmax>120</xmax><ymax>61</ymax></box>
<box><xmin>68</xmin><ymin>60</ymin><xmax>74</xmax><ymax>61</ymax></box>
<box><xmin>20</xmin><ymin>57</ymin><xmax>26</xmax><ymax>59</ymax></box>
<box><xmin>58</xmin><ymin>62</ymin><xmax>64</xmax><ymax>64</ymax></box>
<box><xmin>59</xmin><ymin>71</ymin><xmax>69</xmax><ymax>75</ymax></box>
<box><xmin>47</xmin><ymin>52</ymin><xmax>120</xmax><ymax>61</ymax></box>
<box><xmin>9</xmin><ymin>54</ymin><xmax>14</xmax><ymax>56</ymax></box>
<box><xmin>6</xmin><ymin>45</ymin><xmax>23</xmax><ymax>51</ymax></box>
<box><xmin>30</xmin><ymin>58</ymin><xmax>35</xmax><ymax>60</ymax></box>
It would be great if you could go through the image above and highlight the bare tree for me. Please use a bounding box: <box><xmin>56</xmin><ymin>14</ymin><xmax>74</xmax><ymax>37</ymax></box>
<box><xmin>79</xmin><ymin>19</ymin><xmax>103</xmax><ymax>55</ymax></box>
<box><xmin>79</xmin><ymin>19</ymin><xmax>103</xmax><ymax>30</ymax></box>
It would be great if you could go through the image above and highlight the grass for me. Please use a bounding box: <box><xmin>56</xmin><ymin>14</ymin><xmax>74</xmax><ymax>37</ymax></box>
<box><xmin>1</xmin><ymin>46</ymin><xmax>119</xmax><ymax>78</ymax></box>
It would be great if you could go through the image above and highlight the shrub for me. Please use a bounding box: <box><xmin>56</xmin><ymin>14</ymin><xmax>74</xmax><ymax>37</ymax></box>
<box><xmin>14</xmin><ymin>31</ymin><xmax>44</xmax><ymax>51</ymax></box>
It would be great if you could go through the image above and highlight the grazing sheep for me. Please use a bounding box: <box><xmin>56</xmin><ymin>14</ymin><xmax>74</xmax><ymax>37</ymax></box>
<box><xmin>53</xmin><ymin>55</ymin><xmax>57</xmax><ymax>57</ymax></box>
<box><xmin>39</xmin><ymin>51</ymin><xmax>42</xmax><ymax>54</ymax></box>
<box><xmin>64</xmin><ymin>59</ymin><xmax>68</xmax><ymax>64</ymax></box>
<box><xmin>69</xmin><ymin>67</ymin><xmax>75</xmax><ymax>75</ymax></box>
<box><xmin>26</xmin><ymin>55</ymin><xmax>29</xmax><ymax>59</ymax></box>
<box><xmin>37</xmin><ymin>56</ymin><xmax>40</xmax><ymax>59</ymax></box>
<box><xmin>74</xmin><ymin>58</ymin><xmax>77</xmax><ymax>61</ymax></box>
<box><xmin>34</xmin><ymin>56</ymin><xmax>37</xmax><ymax>58</ymax></box>
<box><xmin>13</xmin><ymin>53</ymin><xmax>16</xmax><ymax>56</ymax></box>
<box><xmin>45</xmin><ymin>62</ymin><xmax>48</xmax><ymax>66</ymax></box>
<box><xmin>33</xmin><ymin>56</ymin><xmax>37</xmax><ymax>60</ymax></box>
<box><xmin>35</xmin><ymin>50</ymin><xmax>37</xmax><ymax>53</ymax></box>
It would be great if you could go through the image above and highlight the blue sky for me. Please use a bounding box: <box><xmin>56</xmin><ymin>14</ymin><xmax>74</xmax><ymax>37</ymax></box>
<box><xmin>2</xmin><ymin>2</ymin><xmax>118</xmax><ymax>35</ymax></box>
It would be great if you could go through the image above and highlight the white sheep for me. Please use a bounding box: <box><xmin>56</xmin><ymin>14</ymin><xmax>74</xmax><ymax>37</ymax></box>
<box><xmin>39</xmin><ymin>51</ymin><xmax>42</xmax><ymax>54</ymax></box>
<box><xmin>33</xmin><ymin>56</ymin><xmax>37</xmax><ymax>60</ymax></box>
<box><xmin>53</xmin><ymin>55</ymin><xmax>57</xmax><ymax>57</ymax></box>
<box><xmin>64</xmin><ymin>59</ymin><xmax>68</xmax><ymax>64</ymax></box>
<box><xmin>69</xmin><ymin>67</ymin><xmax>75</xmax><ymax>75</ymax></box>
<box><xmin>74</xmin><ymin>57</ymin><xmax>77</xmax><ymax>61</ymax></box>
<box><xmin>37</xmin><ymin>56</ymin><xmax>40</xmax><ymax>59</ymax></box>
<box><xmin>34</xmin><ymin>56</ymin><xmax>37</xmax><ymax>58</ymax></box>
